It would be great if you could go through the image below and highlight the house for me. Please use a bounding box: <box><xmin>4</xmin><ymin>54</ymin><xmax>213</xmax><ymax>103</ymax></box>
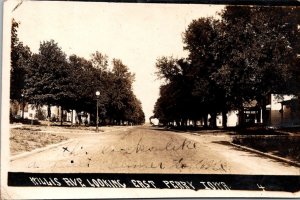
<box><xmin>11</xmin><ymin>102</ymin><xmax>90</xmax><ymax>125</ymax></box>
<box><xmin>267</xmin><ymin>94</ymin><xmax>300</xmax><ymax>127</ymax></box>
<box><xmin>216</xmin><ymin>94</ymin><xmax>300</xmax><ymax>128</ymax></box>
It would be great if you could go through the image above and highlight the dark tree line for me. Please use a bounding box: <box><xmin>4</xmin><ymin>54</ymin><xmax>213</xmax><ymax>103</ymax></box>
<box><xmin>154</xmin><ymin>6</ymin><xmax>300</xmax><ymax>128</ymax></box>
<box><xmin>10</xmin><ymin>19</ymin><xmax>145</xmax><ymax>125</ymax></box>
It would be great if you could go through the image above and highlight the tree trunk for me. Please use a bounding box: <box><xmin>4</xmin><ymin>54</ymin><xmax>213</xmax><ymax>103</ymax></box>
<box><xmin>222</xmin><ymin>110</ymin><xmax>227</xmax><ymax>128</ymax></box>
<box><xmin>262</xmin><ymin>97</ymin><xmax>268</xmax><ymax>126</ymax></box>
<box><xmin>210</xmin><ymin>112</ymin><xmax>217</xmax><ymax>128</ymax></box>
<box><xmin>75</xmin><ymin>110</ymin><xmax>79</xmax><ymax>125</ymax></box>
<box><xmin>71</xmin><ymin>110</ymin><xmax>73</xmax><ymax>126</ymax></box>
<box><xmin>47</xmin><ymin>104</ymin><xmax>51</xmax><ymax>119</ymax></box>
<box><xmin>60</xmin><ymin>107</ymin><xmax>63</xmax><ymax>126</ymax></box>
<box><xmin>238</xmin><ymin>107</ymin><xmax>245</xmax><ymax>128</ymax></box>
<box><xmin>47</xmin><ymin>104</ymin><xmax>51</xmax><ymax>126</ymax></box>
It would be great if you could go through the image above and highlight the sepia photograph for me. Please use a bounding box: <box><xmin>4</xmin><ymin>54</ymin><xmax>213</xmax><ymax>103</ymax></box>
<box><xmin>1</xmin><ymin>0</ymin><xmax>300</xmax><ymax>198</ymax></box>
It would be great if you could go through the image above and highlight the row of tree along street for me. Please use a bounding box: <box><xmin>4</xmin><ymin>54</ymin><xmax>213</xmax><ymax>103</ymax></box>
<box><xmin>153</xmin><ymin>6</ymin><xmax>300</xmax><ymax>128</ymax></box>
<box><xmin>10</xmin><ymin>19</ymin><xmax>145</xmax><ymax>125</ymax></box>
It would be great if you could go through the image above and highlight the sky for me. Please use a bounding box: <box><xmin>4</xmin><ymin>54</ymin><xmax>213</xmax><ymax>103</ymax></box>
<box><xmin>11</xmin><ymin>1</ymin><xmax>224</xmax><ymax>121</ymax></box>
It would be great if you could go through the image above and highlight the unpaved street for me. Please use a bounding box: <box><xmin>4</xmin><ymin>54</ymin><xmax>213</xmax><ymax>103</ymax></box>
<box><xmin>10</xmin><ymin>126</ymin><xmax>300</xmax><ymax>175</ymax></box>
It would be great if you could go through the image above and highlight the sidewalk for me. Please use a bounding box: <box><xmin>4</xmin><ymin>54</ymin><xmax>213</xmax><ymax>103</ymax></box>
<box><xmin>10</xmin><ymin>123</ymin><xmax>24</xmax><ymax>129</ymax></box>
<box><xmin>229</xmin><ymin>142</ymin><xmax>300</xmax><ymax>167</ymax></box>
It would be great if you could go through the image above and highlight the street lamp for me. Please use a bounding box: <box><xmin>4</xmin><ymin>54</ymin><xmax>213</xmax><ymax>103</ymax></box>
<box><xmin>96</xmin><ymin>91</ymin><xmax>100</xmax><ymax>132</ymax></box>
<box><xmin>21</xmin><ymin>93</ymin><xmax>25</xmax><ymax>119</ymax></box>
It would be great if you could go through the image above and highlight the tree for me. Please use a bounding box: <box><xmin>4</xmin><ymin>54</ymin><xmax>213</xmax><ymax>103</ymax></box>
<box><xmin>154</xmin><ymin>57</ymin><xmax>196</xmax><ymax>127</ymax></box>
<box><xmin>183</xmin><ymin>17</ymin><xmax>226</xmax><ymax>128</ymax></box>
<box><xmin>91</xmin><ymin>51</ymin><xmax>109</xmax><ymax>71</ymax></box>
<box><xmin>11</xmin><ymin>29</ymin><xmax>145</xmax><ymax>126</ymax></box>
<box><xmin>124</xmin><ymin>94</ymin><xmax>145</xmax><ymax>124</ymax></box>
<box><xmin>154</xmin><ymin>6</ymin><xmax>299</xmax><ymax>128</ymax></box>
<box><xmin>67</xmin><ymin>54</ymin><xmax>145</xmax><ymax>126</ymax></box>
<box><xmin>10</xmin><ymin>19</ymin><xmax>32</xmax><ymax>101</ymax></box>
<box><xmin>25</xmin><ymin>40</ymin><xmax>70</xmax><ymax>118</ymax></box>
<box><xmin>212</xmin><ymin>6</ymin><xmax>300</xmax><ymax>125</ymax></box>
<box><xmin>68</xmin><ymin>54</ymin><xmax>95</xmax><ymax>114</ymax></box>
<box><xmin>106</xmin><ymin>59</ymin><xmax>135</xmax><ymax>124</ymax></box>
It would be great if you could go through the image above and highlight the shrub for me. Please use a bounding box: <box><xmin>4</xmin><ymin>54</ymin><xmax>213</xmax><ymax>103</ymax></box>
<box><xmin>35</xmin><ymin>108</ymin><xmax>46</xmax><ymax>120</ymax></box>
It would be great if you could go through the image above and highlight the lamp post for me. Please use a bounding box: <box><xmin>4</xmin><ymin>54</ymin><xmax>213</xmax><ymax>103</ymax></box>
<box><xmin>96</xmin><ymin>91</ymin><xmax>100</xmax><ymax>132</ymax></box>
<box><xmin>21</xmin><ymin>93</ymin><xmax>25</xmax><ymax>119</ymax></box>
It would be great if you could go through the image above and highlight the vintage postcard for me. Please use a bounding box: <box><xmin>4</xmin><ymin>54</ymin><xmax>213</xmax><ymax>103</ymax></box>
<box><xmin>1</xmin><ymin>0</ymin><xmax>300</xmax><ymax>199</ymax></box>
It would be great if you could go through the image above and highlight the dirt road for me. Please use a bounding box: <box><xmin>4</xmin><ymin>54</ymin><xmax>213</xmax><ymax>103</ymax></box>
<box><xmin>10</xmin><ymin>126</ymin><xmax>300</xmax><ymax>175</ymax></box>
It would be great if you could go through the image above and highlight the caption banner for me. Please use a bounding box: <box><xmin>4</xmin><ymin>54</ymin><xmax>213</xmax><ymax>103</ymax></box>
<box><xmin>7</xmin><ymin>172</ymin><xmax>300</xmax><ymax>192</ymax></box>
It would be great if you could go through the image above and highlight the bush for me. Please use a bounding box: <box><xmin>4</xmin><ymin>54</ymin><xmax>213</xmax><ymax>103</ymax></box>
<box><xmin>35</xmin><ymin>108</ymin><xmax>46</xmax><ymax>120</ymax></box>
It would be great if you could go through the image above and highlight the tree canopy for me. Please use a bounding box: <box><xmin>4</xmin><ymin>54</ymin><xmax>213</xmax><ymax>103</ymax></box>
<box><xmin>11</xmin><ymin>19</ymin><xmax>32</xmax><ymax>101</ymax></box>
<box><xmin>10</xmin><ymin>20</ymin><xmax>145</xmax><ymax>125</ymax></box>
<box><xmin>154</xmin><ymin>6</ymin><xmax>300</xmax><ymax>128</ymax></box>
